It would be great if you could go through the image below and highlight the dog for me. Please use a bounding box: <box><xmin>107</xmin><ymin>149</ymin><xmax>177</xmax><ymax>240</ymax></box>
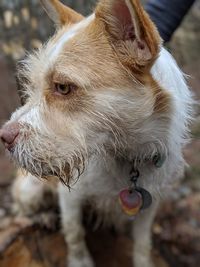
<box><xmin>0</xmin><ymin>0</ymin><xmax>193</xmax><ymax>267</ymax></box>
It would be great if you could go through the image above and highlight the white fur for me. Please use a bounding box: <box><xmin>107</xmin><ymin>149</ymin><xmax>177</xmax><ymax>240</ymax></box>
<box><xmin>152</xmin><ymin>48</ymin><xmax>193</xmax><ymax>188</ymax></box>
<box><xmin>152</xmin><ymin>48</ymin><xmax>193</xmax><ymax>132</ymax></box>
<box><xmin>12</xmin><ymin>173</ymin><xmax>47</xmax><ymax>214</ymax></box>
<box><xmin>17</xmin><ymin>106</ymin><xmax>41</xmax><ymax>128</ymax></box>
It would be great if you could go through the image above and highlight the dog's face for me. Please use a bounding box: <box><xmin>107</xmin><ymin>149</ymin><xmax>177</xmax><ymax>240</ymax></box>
<box><xmin>1</xmin><ymin>0</ymin><xmax>171</xmax><ymax>184</ymax></box>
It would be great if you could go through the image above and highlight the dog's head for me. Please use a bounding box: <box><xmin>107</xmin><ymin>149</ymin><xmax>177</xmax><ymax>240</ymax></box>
<box><xmin>0</xmin><ymin>0</ymin><xmax>171</xmax><ymax>184</ymax></box>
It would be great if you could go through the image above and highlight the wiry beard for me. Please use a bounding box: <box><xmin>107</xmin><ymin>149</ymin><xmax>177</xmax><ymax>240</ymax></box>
<box><xmin>10</xmin><ymin>125</ymin><xmax>87</xmax><ymax>186</ymax></box>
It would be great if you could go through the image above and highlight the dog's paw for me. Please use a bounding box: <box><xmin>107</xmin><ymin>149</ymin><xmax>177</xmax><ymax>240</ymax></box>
<box><xmin>12</xmin><ymin>174</ymin><xmax>57</xmax><ymax>217</ymax></box>
<box><xmin>12</xmin><ymin>195</ymin><xmax>43</xmax><ymax>216</ymax></box>
<box><xmin>134</xmin><ymin>254</ymin><xmax>154</xmax><ymax>267</ymax></box>
<box><xmin>67</xmin><ymin>253</ymin><xmax>95</xmax><ymax>267</ymax></box>
<box><xmin>12</xmin><ymin>174</ymin><xmax>45</xmax><ymax>216</ymax></box>
<box><xmin>68</xmin><ymin>257</ymin><xmax>95</xmax><ymax>267</ymax></box>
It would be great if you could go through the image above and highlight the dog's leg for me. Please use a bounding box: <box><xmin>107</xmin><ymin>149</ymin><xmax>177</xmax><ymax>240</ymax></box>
<box><xmin>59</xmin><ymin>183</ymin><xmax>95</xmax><ymax>267</ymax></box>
<box><xmin>132</xmin><ymin>201</ymin><xmax>159</xmax><ymax>267</ymax></box>
<box><xmin>12</xmin><ymin>171</ymin><xmax>56</xmax><ymax>216</ymax></box>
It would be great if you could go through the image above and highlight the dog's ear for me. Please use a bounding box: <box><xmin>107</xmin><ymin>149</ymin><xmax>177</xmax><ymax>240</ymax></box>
<box><xmin>95</xmin><ymin>0</ymin><xmax>161</xmax><ymax>69</ymax></box>
<box><xmin>40</xmin><ymin>0</ymin><xmax>84</xmax><ymax>26</ymax></box>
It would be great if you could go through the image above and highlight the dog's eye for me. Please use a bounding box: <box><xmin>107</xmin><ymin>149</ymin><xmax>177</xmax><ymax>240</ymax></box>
<box><xmin>54</xmin><ymin>83</ymin><xmax>76</xmax><ymax>95</ymax></box>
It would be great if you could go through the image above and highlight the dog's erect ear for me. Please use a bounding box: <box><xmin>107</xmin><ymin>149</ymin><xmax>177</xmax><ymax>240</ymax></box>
<box><xmin>95</xmin><ymin>0</ymin><xmax>161</xmax><ymax>68</ymax></box>
<box><xmin>40</xmin><ymin>0</ymin><xmax>84</xmax><ymax>26</ymax></box>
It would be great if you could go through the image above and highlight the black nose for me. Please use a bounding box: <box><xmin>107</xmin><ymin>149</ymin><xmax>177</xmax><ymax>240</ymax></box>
<box><xmin>0</xmin><ymin>122</ymin><xmax>20</xmax><ymax>150</ymax></box>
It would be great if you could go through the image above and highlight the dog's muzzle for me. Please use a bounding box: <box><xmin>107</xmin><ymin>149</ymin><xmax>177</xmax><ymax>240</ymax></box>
<box><xmin>0</xmin><ymin>121</ymin><xmax>84</xmax><ymax>185</ymax></box>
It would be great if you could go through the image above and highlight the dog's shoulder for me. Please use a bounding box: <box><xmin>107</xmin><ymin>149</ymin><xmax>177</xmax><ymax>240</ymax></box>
<box><xmin>152</xmin><ymin>48</ymin><xmax>193</xmax><ymax>129</ymax></box>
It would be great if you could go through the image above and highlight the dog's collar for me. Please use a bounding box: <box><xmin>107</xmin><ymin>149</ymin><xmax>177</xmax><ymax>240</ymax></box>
<box><xmin>119</xmin><ymin>153</ymin><xmax>166</xmax><ymax>217</ymax></box>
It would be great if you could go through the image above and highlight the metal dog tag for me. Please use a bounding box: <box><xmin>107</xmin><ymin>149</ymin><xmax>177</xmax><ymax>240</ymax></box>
<box><xmin>135</xmin><ymin>187</ymin><xmax>152</xmax><ymax>210</ymax></box>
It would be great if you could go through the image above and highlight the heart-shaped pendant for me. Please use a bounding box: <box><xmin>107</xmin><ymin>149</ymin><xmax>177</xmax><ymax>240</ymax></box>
<box><xmin>119</xmin><ymin>188</ymin><xmax>143</xmax><ymax>216</ymax></box>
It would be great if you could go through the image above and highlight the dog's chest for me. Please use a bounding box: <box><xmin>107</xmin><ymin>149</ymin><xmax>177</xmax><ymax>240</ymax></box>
<box><xmin>79</xmin><ymin>157</ymin><xmax>131</xmax><ymax>195</ymax></box>
<box><xmin>75</xmin><ymin>147</ymin><xmax>185</xmax><ymax>224</ymax></box>
<box><xmin>76</xmin><ymin>157</ymin><xmax>158</xmax><ymax>225</ymax></box>
<box><xmin>75</xmin><ymin>158</ymin><xmax>130</xmax><ymax>220</ymax></box>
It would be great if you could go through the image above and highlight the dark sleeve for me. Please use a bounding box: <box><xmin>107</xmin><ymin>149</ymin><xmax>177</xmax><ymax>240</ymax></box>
<box><xmin>145</xmin><ymin>0</ymin><xmax>196</xmax><ymax>43</ymax></box>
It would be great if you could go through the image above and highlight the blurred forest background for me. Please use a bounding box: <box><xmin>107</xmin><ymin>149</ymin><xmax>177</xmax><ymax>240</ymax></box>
<box><xmin>0</xmin><ymin>1</ymin><xmax>200</xmax><ymax>267</ymax></box>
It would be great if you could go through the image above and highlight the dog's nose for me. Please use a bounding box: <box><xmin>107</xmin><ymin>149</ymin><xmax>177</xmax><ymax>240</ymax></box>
<box><xmin>0</xmin><ymin>122</ymin><xmax>20</xmax><ymax>150</ymax></box>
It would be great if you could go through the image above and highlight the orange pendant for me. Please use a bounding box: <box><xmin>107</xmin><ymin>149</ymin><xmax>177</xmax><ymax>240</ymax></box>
<box><xmin>119</xmin><ymin>188</ymin><xmax>143</xmax><ymax>216</ymax></box>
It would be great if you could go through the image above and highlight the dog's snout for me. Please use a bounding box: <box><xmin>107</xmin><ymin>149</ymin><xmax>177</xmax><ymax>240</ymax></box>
<box><xmin>0</xmin><ymin>122</ymin><xmax>20</xmax><ymax>150</ymax></box>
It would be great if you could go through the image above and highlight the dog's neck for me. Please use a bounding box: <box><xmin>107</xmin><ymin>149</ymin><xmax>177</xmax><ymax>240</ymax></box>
<box><xmin>118</xmin><ymin>152</ymin><xmax>166</xmax><ymax>216</ymax></box>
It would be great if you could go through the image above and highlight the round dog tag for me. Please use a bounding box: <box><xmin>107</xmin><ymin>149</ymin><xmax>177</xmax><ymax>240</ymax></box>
<box><xmin>119</xmin><ymin>188</ymin><xmax>143</xmax><ymax>216</ymax></box>
<box><xmin>135</xmin><ymin>187</ymin><xmax>152</xmax><ymax>210</ymax></box>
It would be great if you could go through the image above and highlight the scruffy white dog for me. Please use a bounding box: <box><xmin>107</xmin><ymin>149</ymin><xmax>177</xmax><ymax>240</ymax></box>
<box><xmin>0</xmin><ymin>0</ymin><xmax>193</xmax><ymax>267</ymax></box>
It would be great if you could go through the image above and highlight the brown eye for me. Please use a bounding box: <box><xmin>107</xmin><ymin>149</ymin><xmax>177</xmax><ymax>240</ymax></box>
<box><xmin>54</xmin><ymin>83</ymin><xmax>76</xmax><ymax>95</ymax></box>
